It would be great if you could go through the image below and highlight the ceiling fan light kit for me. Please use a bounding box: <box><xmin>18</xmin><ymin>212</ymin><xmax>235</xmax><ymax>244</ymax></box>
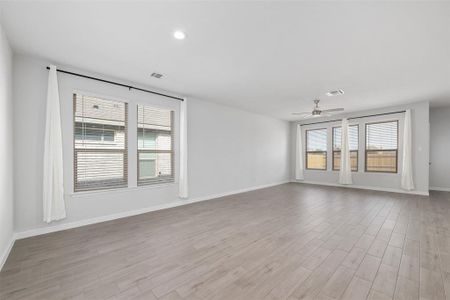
<box><xmin>292</xmin><ymin>99</ymin><xmax>344</xmax><ymax>119</ymax></box>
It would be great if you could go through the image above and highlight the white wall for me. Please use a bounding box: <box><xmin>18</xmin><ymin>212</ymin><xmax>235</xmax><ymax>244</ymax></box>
<box><xmin>0</xmin><ymin>18</ymin><xmax>14</xmax><ymax>267</ymax></box>
<box><xmin>290</xmin><ymin>101</ymin><xmax>430</xmax><ymax>195</ymax></box>
<box><xmin>430</xmin><ymin>106</ymin><xmax>450</xmax><ymax>190</ymax></box>
<box><xmin>13</xmin><ymin>54</ymin><xmax>290</xmax><ymax>233</ymax></box>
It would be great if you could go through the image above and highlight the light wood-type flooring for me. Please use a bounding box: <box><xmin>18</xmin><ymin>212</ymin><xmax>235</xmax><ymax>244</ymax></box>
<box><xmin>1</xmin><ymin>183</ymin><xmax>450</xmax><ymax>300</ymax></box>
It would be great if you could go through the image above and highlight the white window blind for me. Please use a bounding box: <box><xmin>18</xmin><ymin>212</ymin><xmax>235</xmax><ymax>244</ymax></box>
<box><xmin>365</xmin><ymin>121</ymin><xmax>398</xmax><ymax>173</ymax></box>
<box><xmin>306</xmin><ymin>128</ymin><xmax>327</xmax><ymax>170</ymax></box>
<box><xmin>333</xmin><ymin>125</ymin><xmax>359</xmax><ymax>171</ymax></box>
<box><xmin>137</xmin><ymin>105</ymin><xmax>174</xmax><ymax>185</ymax></box>
<box><xmin>74</xmin><ymin>94</ymin><xmax>128</xmax><ymax>192</ymax></box>
<box><xmin>333</xmin><ymin>125</ymin><xmax>359</xmax><ymax>151</ymax></box>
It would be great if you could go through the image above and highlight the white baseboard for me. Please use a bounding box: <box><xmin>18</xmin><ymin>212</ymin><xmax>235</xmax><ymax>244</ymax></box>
<box><xmin>292</xmin><ymin>180</ymin><xmax>429</xmax><ymax>196</ymax></box>
<box><xmin>0</xmin><ymin>237</ymin><xmax>15</xmax><ymax>271</ymax></box>
<box><xmin>14</xmin><ymin>181</ymin><xmax>289</xmax><ymax>240</ymax></box>
<box><xmin>429</xmin><ymin>186</ymin><xmax>450</xmax><ymax>192</ymax></box>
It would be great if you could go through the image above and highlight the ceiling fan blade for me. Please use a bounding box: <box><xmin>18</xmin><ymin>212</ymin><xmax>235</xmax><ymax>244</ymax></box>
<box><xmin>291</xmin><ymin>112</ymin><xmax>310</xmax><ymax>115</ymax></box>
<box><xmin>292</xmin><ymin>113</ymin><xmax>315</xmax><ymax>119</ymax></box>
<box><xmin>298</xmin><ymin>114</ymin><xmax>318</xmax><ymax>119</ymax></box>
<box><xmin>321</xmin><ymin>108</ymin><xmax>344</xmax><ymax>113</ymax></box>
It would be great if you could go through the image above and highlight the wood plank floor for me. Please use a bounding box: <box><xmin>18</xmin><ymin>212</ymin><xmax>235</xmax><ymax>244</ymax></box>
<box><xmin>1</xmin><ymin>183</ymin><xmax>450</xmax><ymax>300</ymax></box>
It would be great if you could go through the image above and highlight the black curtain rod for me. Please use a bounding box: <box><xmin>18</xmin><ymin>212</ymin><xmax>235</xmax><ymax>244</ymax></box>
<box><xmin>46</xmin><ymin>66</ymin><xmax>184</xmax><ymax>101</ymax></box>
<box><xmin>300</xmin><ymin>110</ymin><xmax>406</xmax><ymax>126</ymax></box>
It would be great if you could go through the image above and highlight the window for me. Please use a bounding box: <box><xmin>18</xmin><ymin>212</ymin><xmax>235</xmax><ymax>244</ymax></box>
<box><xmin>365</xmin><ymin>121</ymin><xmax>398</xmax><ymax>173</ymax></box>
<box><xmin>74</xmin><ymin>94</ymin><xmax>128</xmax><ymax>192</ymax></box>
<box><xmin>137</xmin><ymin>105</ymin><xmax>174</xmax><ymax>185</ymax></box>
<box><xmin>74</xmin><ymin>127</ymin><xmax>114</xmax><ymax>142</ymax></box>
<box><xmin>306</xmin><ymin>128</ymin><xmax>327</xmax><ymax>170</ymax></box>
<box><xmin>333</xmin><ymin>125</ymin><xmax>359</xmax><ymax>171</ymax></box>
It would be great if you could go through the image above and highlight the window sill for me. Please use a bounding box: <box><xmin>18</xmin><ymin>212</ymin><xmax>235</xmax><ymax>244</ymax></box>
<box><xmin>68</xmin><ymin>181</ymin><xmax>177</xmax><ymax>198</ymax></box>
<box><xmin>322</xmin><ymin>170</ymin><xmax>399</xmax><ymax>175</ymax></box>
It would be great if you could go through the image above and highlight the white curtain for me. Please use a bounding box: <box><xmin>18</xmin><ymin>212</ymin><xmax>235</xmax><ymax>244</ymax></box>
<box><xmin>179</xmin><ymin>98</ymin><xmax>188</xmax><ymax>198</ymax></box>
<box><xmin>401</xmin><ymin>109</ymin><xmax>414</xmax><ymax>190</ymax></box>
<box><xmin>43</xmin><ymin>65</ymin><xmax>66</xmax><ymax>223</ymax></box>
<box><xmin>295</xmin><ymin>124</ymin><xmax>304</xmax><ymax>180</ymax></box>
<box><xmin>339</xmin><ymin>118</ymin><xmax>352</xmax><ymax>185</ymax></box>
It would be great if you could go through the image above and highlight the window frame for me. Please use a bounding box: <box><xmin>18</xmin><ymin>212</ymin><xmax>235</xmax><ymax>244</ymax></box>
<box><xmin>136</xmin><ymin>105</ymin><xmax>175</xmax><ymax>186</ymax></box>
<box><xmin>73</xmin><ymin>93</ymin><xmax>128</xmax><ymax>192</ymax></box>
<box><xmin>305</xmin><ymin>128</ymin><xmax>328</xmax><ymax>171</ymax></box>
<box><xmin>332</xmin><ymin>125</ymin><xmax>359</xmax><ymax>172</ymax></box>
<box><xmin>364</xmin><ymin>120</ymin><xmax>399</xmax><ymax>174</ymax></box>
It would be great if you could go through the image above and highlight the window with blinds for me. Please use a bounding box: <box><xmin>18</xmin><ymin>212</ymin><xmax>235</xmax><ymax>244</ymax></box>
<box><xmin>333</xmin><ymin>125</ymin><xmax>359</xmax><ymax>171</ymax></box>
<box><xmin>365</xmin><ymin>121</ymin><xmax>398</xmax><ymax>173</ymax></box>
<box><xmin>74</xmin><ymin>94</ymin><xmax>128</xmax><ymax>192</ymax></box>
<box><xmin>137</xmin><ymin>105</ymin><xmax>174</xmax><ymax>185</ymax></box>
<box><xmin>306</xmin><ymin>128</ymin><xmax>327</xmax><ymax>170</ymax></box>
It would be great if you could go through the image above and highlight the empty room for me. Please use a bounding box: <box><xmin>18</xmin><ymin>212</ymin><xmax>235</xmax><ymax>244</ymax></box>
<box><xmin>0</xmin><ymin>1</ymin><xmax>450</xmax><ymax>299</ymax></box>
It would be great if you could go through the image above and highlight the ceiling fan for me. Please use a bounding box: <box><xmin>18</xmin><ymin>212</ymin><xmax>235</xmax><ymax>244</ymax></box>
<box><xmin>292</xmin><ymin>99</ymin><xmax>344</xmax><ymax>119</ymax></box>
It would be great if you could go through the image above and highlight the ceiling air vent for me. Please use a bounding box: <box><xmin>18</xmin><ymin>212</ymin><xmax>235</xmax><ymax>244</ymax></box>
<box><xmin>326</xmin><ymin>89</ymin><xmax>344</xmax><ymax>97</ymax></box>
<box><xmin>151</xmin><ymin>73</ymin><xmax>163</xmax><ymax>79</ymax></box>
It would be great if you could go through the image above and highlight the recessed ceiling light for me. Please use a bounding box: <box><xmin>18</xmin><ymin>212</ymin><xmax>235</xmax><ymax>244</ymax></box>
<box><xmin>326</xmin><ymin>89</ymin><xmax>344</xmax><ymax>97</ymax></box>
<box><xmin>173</xmin><ymin>30</ymin><xmax>186</xmax><ymax>40</ymax></box>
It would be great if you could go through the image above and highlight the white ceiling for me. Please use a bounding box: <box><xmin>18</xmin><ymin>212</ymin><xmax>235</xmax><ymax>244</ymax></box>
<box><xmin>1</xmin><ymin>1</ymin><xmax>449</xmax><ymax>120</ymax></box>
